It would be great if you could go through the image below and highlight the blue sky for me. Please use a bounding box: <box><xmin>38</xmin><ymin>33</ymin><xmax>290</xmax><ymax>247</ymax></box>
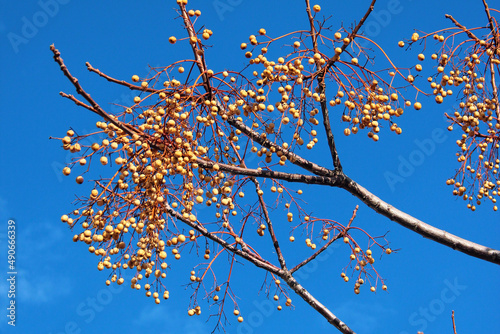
<box><xmin>1</xmin><ymin>0</ymin><xmax>499</xmax><ymax>333</ymax></box>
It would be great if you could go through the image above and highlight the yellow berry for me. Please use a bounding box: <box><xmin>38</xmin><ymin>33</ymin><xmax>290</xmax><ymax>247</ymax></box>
<box><xmin>62</xmin><ymin>167</ymin><xmax>71</xmax><ymax>176</ymax></box>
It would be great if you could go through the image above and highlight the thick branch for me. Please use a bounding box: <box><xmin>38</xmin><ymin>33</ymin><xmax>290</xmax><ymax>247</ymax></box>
<box><xmin>281</xmin><ymin>273</ymin><xmax>355</xmax><ymax>334</ymax></box>
<box><xmin>227</xmin><ymin>115</ymin><xmax>336</xmax><ymax>177</ymax></box>
<box><xmin>489</xmin><ymin>61</ymin><xmax>500</xmax><ymax>120</ymax></box>
<box><xmin>340</xmin><ymin>175</ymin><xmax>500</xmax><ymax>265</ymax></box>
<box><xmin>195</xmin><ymin>157</ymin><xmax>343</xmax><ymax>186</ymax></box>
<box><xmin>482</xmin><ymin>0</ymin><xmax>499</xmax><ymax>46</ymax></box>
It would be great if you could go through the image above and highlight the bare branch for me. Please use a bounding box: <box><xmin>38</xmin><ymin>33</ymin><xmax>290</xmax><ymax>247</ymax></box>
<box><xmin>482</xmin><ymin>0</ymin><xmax>499</xmax><ymax>46</ymax></box>
<box><xmin>253</xmin><ymin>177</ymin><xmax>288</xmax><ymax>270</ymax></box>
<box><xmin>86</xmin><ymin>62</ymin><xmax>161</xmax><ymax>93</ymax></box>
<box><xmin>227</xmin><ymin>115</ymin><xmax>337</xmax><ymax>177</ymax></box>
<box><xmin>305</xmin><ymin>0</ymin><xmax>343</xmax><ymax>171</ymax></box>
<box><xmin>444</xmin><ymin>14</ymin><xmax>482</xmax><ymax>42</ymax></box>
<box><xmin>340</xmin><ymin>175</ymin><xmax>500</xmax><ymax>265</ymax></box>
<box><xmin>195</xmin><ymin>157</ymin><xmax>343</xmax><ymax>186</ymax></box>
<box><xmin>282</xmin><ymin>273</ymin><xmax>355</xmax><ymax>334</ymax></box>
<box><xmin>164</xmin><ymin>201</ymin><xmax>282</xmax><ymax>275</ymax></box>
<box><xmin>50</xmin><ymin>45</ymin><xmax>143</xmax><ymax>139</ymax></box>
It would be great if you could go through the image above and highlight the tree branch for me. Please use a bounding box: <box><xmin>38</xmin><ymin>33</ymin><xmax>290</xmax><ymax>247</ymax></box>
<box><xmin>86</xmin><ymin>62</ymin><xmax>161</xmax><ymax>93</ymax></box>
<box><xmin>253</xmin><ymin>177</ymin><xmax>288</xmax><ymax>270</ymax></box>
<box><xmin>444</xmin><ymin>14</ymin><xmax>482</xmax><ymax>43</ymax></box>
<box><xmin>227</xmin><ymin>115</ymin><xmax>337</xmax><ymax>177</ymax></box>
<box><xmin>164</xmin><ymin>201</ymin><xmax>282</xmax><ymax>275</ymax></box>
<box><xmin>305</xmin><ymin>0</ymin><xmax>343</xmax><ymax>171</ymax></box>
<box><xmin>281</xmin><ymin>272</ymin><xmax>355</xmax><ymax>334</ymax></box>
<box><xmin>482</xmin><ymin>0</ymin><xmax>500</xmax><ymax>46</ymax></box>
<box><xmin>307</xmin><ymin>0</ymin><xmax>377</xmax><ymax>79</ymax></box>
<box><xmin>195</xmin><ymin>157</ymin><xmax>343</xmax><ymax>186</ymax></box>
<box><xmin>340</xmin><ymin>174</ymin><xmax>500</xmax><ymax>265</ymax></box>
<box><xmin>50</xmin><ymin>45</ymin><xmax>143</xmax><ymax>139</ymax></box>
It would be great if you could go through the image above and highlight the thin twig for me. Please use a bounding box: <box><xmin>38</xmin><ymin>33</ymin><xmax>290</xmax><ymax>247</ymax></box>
<box><xmin>481</xmin><ymin>0</ymin><xmax>500</xmax><ymax>119</ymax></box>
<box><xmin>305</xmin><ymin>0</ymin><xmax>343</xmax><ymax>171</ymax></box>
<box><xmin>86</xmin><ymin>62</ymin><xmax>161</xmax><ymax>93</ymax></box>
<box><xmin>253</xmin><ymin>178</ymin><xmax>288</xmax><ymax>270</ymax></box>
<box><xmin>452</xmin><ymin>310</ymin><xmax>458</xmax><ymax>334</ymax></box>
<box><xmin>489</xmin><ymin>60</ymin><xmax>500</xmax><ymax>120</ymax></box>
<box><xmin>50</xmin><ymin>45</ymin><xmax>145</xmax><ymax>139</ymax></box>
<box><xmin>291</xmin><ymin>205</ymin><xmax>359</xmax><ymax>274</ymax></box>
<box><xmin>308</xmin><ymin>0</ymin><xmax>377</xmax><ymax>78</ymax></box>
<box><xmin>444</xmin><ymin>14</ymin><xmax>482</xmax><ymax>42</ymax></box>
